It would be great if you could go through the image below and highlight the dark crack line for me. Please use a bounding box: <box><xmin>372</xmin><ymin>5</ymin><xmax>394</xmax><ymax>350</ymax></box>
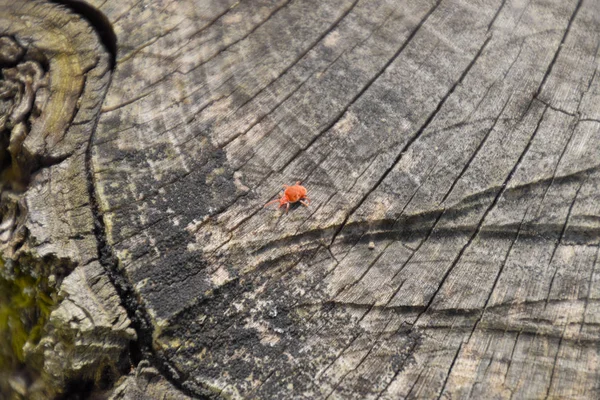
<box><xmin>244</xmin><ymin>369</ymin><xmax>277</xmax><ymax>399</ymax></box>
<box><xmin>307</xmin><ymin>302</ymin><xmax>376</xmax><ymax>383</ymax></box>
<box><xmin>487</xmin><ymin>0</ymin><xmax>508</xmax><ymax>31</ymax></box>
<box><xmin>412</xmin><ymin>106</ymin><xmax>548</xmax><ymax>323</ymax></box>
<box><xmin>466</xmin><ymin>208</ymin><xmax>529</xmax><ymax>345</ymax></box>
<box><xmin>169</xmin><ymin>0</ymin><xmax>360</xmax><ymax>126</ymax></box>
<box><xmin>345</xmin><ymin>152</ymin><xmax>381</xmax><ymax>194</ymax></box>
<box><xmin>111</xmin><ymin>0</ymin><xmax>143</xmax><ymax>24</ymax></box>
<box><xmin>373</xmin><ymin>337</ymin><xmax>421</xmax><ymax>399</ymax></box>
<box><xmin>221</xmin><ymin>258</ymin><xmax>369</xmax><ymax>397</ymax></box>
<box><xmin>101</xmin><ymin>90</ymin><xmax>153</xmax><ymax>113</ymax></box>
<box><xmin>580</xmin><ymin>245</ymin><xmax>600</xmax><ymax>334</ymax></box>
<box><xmin>537</xmin><ymin>119</ymin><xmax>579</xmax><ymax>211</ymax></box>
<box><xmin>110</xmin><ymin>213</ymin><xmax>171</xmax><ymax>248</ymax></box>
<box><xmin>324</xmin><ymin>317</ymin><xmax>394</xmax><ymax>399</ymax></box>
<box><xmin>292</xmin><ymin>191</ymin><xmax>338</xmax><ymax>236</ymax></box>
<box><xmin>384</xmin><ymin>209</ymin><xmax>445</xmax><ymax>298</ymax></box>
<box><xmin>585</xmin><ymin>33</ymin><xmax>600</xmax><ymax>92</ymax></box>
<box><xmin>542</xmin><ymin>323</ymin><xmax>568</xmax><ymax>400</ymax></box>
<box><xmin>189</xmin><ymin>0</ymin><xmax>294</xmax><ymax>73</ymax></box>
<box><xmin>220</xmin><ymin>0</ymin><xmax>383</xmax><ymax>150</ymax></box>
<box><xmin>585</xmin><ymin>66</ymin><xmax>598</xmax><ymax>93</ymax></box>
<box><xmin>535</xmin><ymin>0</ymin><xmax>584</xmax><ymax>97</ymax></box>
<box><xmin>441</xmin><ymin>92</ymin><xmax>514</xmax><ymax>205</ymax></box>
<box><xmin>503</xmin><ymin>38</ymin><xmax>526</xmax><ymax>80</ymax></box>
<box><xmin>117</xmin><ymin>24</ymin><xmax>183</xmax><ymax>65</ymax></box>
<box><xmin>580</xmin><ymin>118</ymin><xmax>600</xmax><ymax>124</ymax></box>
<box><xmin>534</xmin><ymin>97</ymin><xmax>577</xmax><ymax>117</ymax></box>
<box><xmin>513</xmin><ymin>0</ymin><xmax>532</xmax><ymax>33</ymax></box>
<box><xmin>187</xmin><ymin>0</ymin><xmax>245</xmax><ymax>40</ymax></box>
<box><xmin>318</xmin><ymin>331</ymin><xmax>364</xmax><ymax>383</ymax></box>
<box><xmin>435</xmin><ymin>341</ymin><xmax>464</xmax><ymax>400</ymax></box>
<box><xmin>85</xmin><ymin>95</ymin><xmax>205</xmax><ymax>399</ymax></box>
<box><xmin>404</xmin><ymin>368</ymin><xmax>425</xmax><ymax>399</ymax></box>
<box><xmin>333</xmin><ymin>240</ymin><xmax>394</xmax><ymax>300</ymax></box>
<box><xmin>466</xmin><ymin>81</ymin><xmax>499</xmax><ymax>122</ymax></box>
<box><xmin>469</xmin><ymin>336</ymin><xmax>496</xmax><ymax>398</ymax></box>
<box><xmin>79</xmin><ymin>25</ymin><xmax>207</xmax><ymax>400</ymax></box>
<box><xmin>66</xmin><ymin>297</ymin><xmax>96</xmax><ymax>325</ymax></box>
<box><xmin>329</xmin><ymin>33</ymin><xmax>492</xmax><ymax>247</ymax></box>
<box><xmin>383</xmin><ymin>155</ymin><xmax>443</xmax><ymax>223</ymax></box>
<box><xmin>285</xmin><ymin>0</ymin><xmax>444</xmax><ymax>183</ymax></box>
<box><xmin>503</xmin><ymin>330</ymin><xmax>521</xmax><ymax>383</ymax></box>
<box><xmin>544</xmin><ymin>176</ymin><xmax>586</xmax><ymax>308</ymax></box>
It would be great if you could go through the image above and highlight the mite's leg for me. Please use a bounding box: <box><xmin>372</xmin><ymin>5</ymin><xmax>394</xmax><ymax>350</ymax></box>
<box><xmin>264</xmin><ymin>198</ymin><xmax>280</xmax><ymax>208</ymax></box>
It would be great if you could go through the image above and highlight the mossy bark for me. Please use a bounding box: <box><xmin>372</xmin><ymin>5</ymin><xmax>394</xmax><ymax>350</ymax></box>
<box><xmin>0</xmin><ymin>254</ymin><xmax>59</xmax><ymax>398</ymax></box>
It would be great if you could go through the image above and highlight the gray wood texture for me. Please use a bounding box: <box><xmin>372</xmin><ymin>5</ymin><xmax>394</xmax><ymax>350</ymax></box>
<box><xmin>2</xmin><ymin>0</ymin><xmax>600</xmax><ymax>398</ymax></box>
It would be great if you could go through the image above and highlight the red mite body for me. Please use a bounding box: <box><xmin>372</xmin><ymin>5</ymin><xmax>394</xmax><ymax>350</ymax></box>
<box><xmin>264</xmin><ymin>181</ymin><xmax>310</xmax><ymax>212</ymax></box>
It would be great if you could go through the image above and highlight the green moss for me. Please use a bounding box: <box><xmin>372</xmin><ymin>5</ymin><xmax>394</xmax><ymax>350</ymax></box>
<box><xmin>0</xmin><ymin>253</ymin><xmax>63</xmax><ymax>398</ymax></box>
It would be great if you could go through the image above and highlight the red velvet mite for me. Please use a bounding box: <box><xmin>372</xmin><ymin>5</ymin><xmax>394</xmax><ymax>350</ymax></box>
<box><xmin>264</xmin><ymin>181</ymin><xmax>310</xmax><ymax>213</ymax></box>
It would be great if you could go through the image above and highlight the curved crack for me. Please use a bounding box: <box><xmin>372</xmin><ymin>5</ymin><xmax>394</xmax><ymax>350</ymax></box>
<box><xmin>41</xmin><ymin>1</ymin><xmax>207</xmax><ymax>398</ymax></box>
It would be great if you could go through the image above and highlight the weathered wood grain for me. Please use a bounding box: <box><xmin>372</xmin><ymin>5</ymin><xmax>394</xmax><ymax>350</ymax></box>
<box><xmin>0</xmin><ymin>1</ymin><xmax>133</xmax><ymax>398</ymax></box>
<box><xmin>2</xmin><ymin>0</ymin><xmax>600</xmax><ymax>398</ymax></box>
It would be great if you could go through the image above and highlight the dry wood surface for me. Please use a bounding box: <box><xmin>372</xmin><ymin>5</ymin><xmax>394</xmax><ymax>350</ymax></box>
<box><xmin>1</xmin><ymin>0</ymin><xmax>600</xmax><ymax>398</ymax></box>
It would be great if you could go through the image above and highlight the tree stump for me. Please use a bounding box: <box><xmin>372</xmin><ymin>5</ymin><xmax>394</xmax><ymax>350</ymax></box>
<box><xmin>1</xmin><ymin>0</ymin><xmax>600</xmax><ymax>398</ymax></box>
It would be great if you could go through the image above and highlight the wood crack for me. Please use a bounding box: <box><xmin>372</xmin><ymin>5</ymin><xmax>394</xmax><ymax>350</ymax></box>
<box><xmin>535</xmin><ymin>0</ymin><xmax>584</xmax><ymax>97</ymax></box>
<box><xmin>415</xmin><ymin>106</ymin><xmax>548</xmax><ymax>323</ymax></box>
<box><xmin>537</xmin><ymin>118</ymin><xmax>579</xmax><ymax>211</ymax></box>
<box><xmin>436</xmin><ymin>341</ymin><xmax>464</xmax><ymax>400</ymax></box>
<box><xmin>324</xmin><ymin>318</ymin><xmax>394</xmax><ymax>399</ymax></box>
<box><xmin>441</xmin><ymin>92</ymin><xmax>514</xmax><ymax>205</ymax></box>
<box><xmin>271</xmin><ymin>0</ymin><xmax>398</xmax><ymax>172</ymax></box>
<box><xmin>329</xmin><ymin>33</ymin><xmax>491</xmax><ymax>247</ymax></box>
<box><xmin>219</xmin><ymin>0</ymin><xmax>382</xmax><ymax>149</ymax></box>
<box><xmin>466</xmin><ymin>208</ymin><xmax>528</xmax><ymax>344</ymax></box>
<box><xmin>186</xmin><ymin>0</ymin><xmax>244</xmax><ymax>40</ymax></box>
<box><xmin>487</xmin><ymin>0</ymin><xmax>508</xmax><ymax>32</ymax></box>
<box><xmin>580</xmin><ymin>245</ymin><xmax>600</xmax><ymax>334</ymax></box>
<box><xmin>373</xmin><ymin>336</ymin><xmax>421</xmax><ymax>399</ymax></box>
<box><xmin>73</xmin><ymin>6</ymin><xmax>205</xmax><ymax>398</ymax></box>
<box><xmin>542</xmin><ymin>323</ymin><xmax>568</xmax><ymax>400</ymax></box>
<box><xmin>186</xmin><ymin>0</ymin><xmax>294</xmax><ymax>74</ymax></box>
<box><xmin>544</xmin><ymin>176</ymin><xmax>586</xmax><ymax>308</ymax></box>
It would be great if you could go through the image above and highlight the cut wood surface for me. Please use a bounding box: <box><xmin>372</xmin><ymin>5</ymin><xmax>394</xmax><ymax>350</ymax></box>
<box><xmin>2</xmin><ymin>0</ymin><xmax>600</xmax><ymax>398</ymax></box>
